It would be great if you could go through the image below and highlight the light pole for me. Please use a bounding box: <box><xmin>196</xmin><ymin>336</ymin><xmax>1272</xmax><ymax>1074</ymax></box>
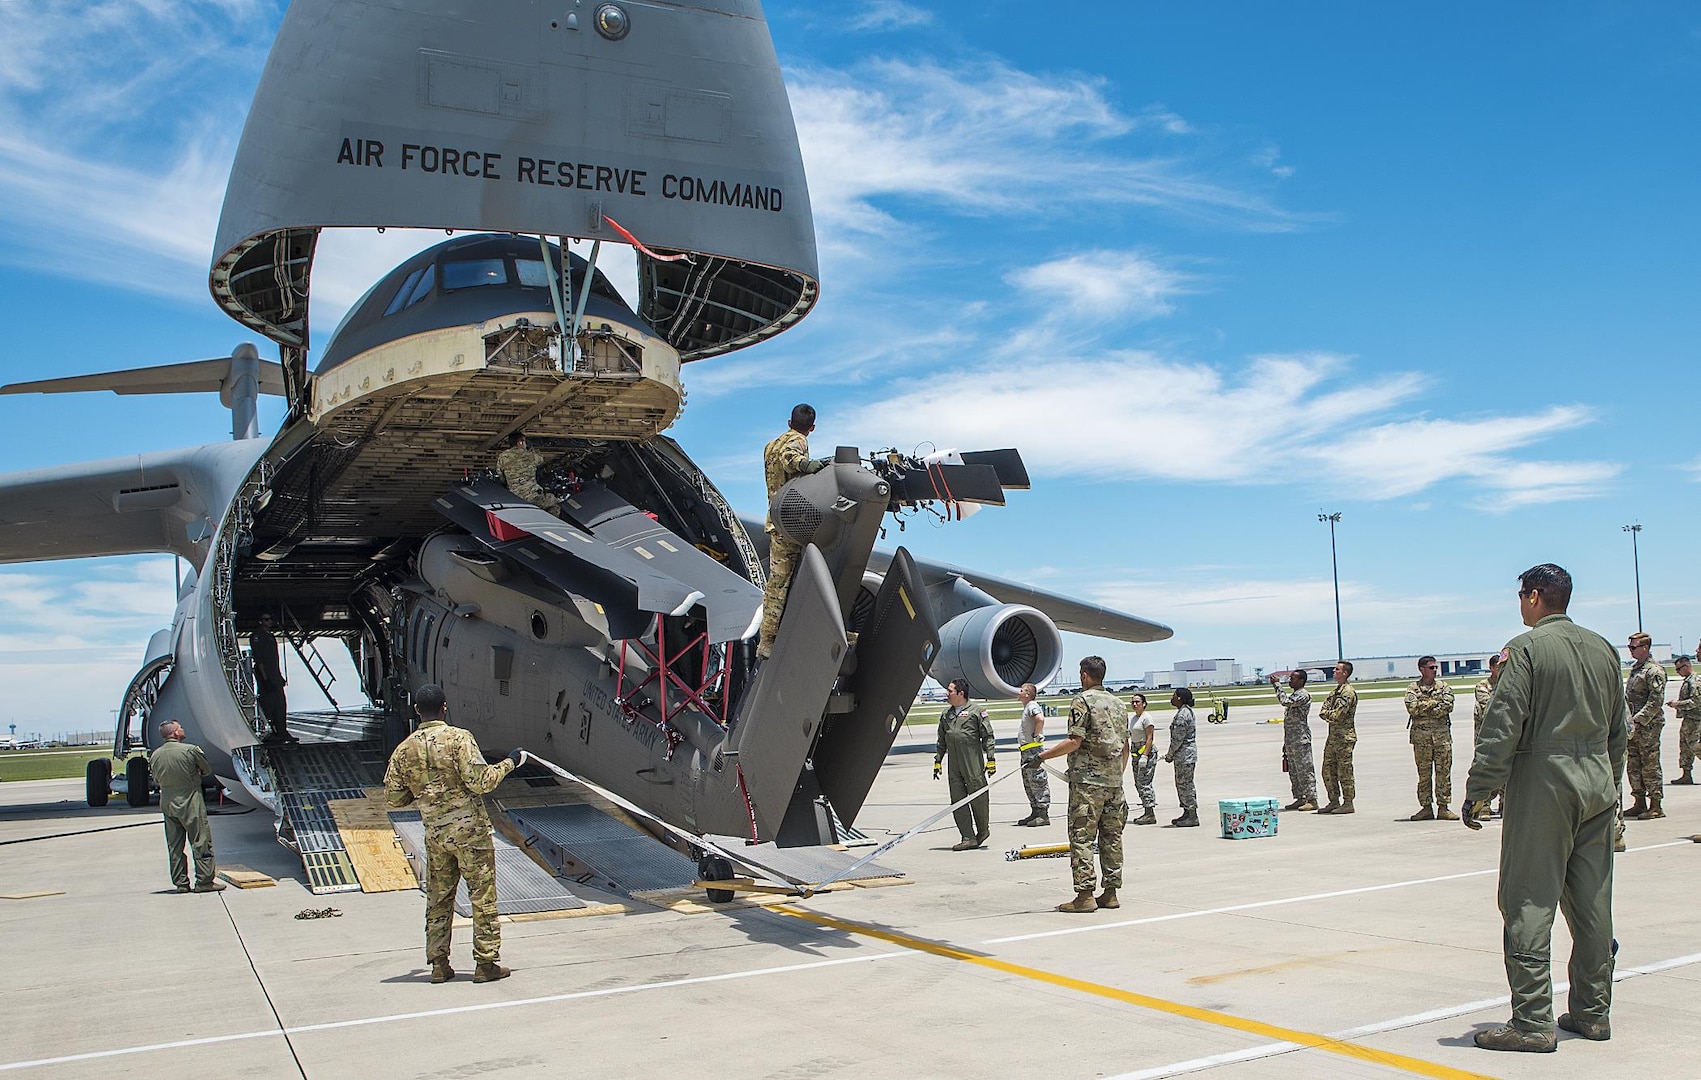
<box><xmin>1622</xmin><ymin>523</ymin><xmax>1643</xmax><ymax>632</ymax></box>
<box><xmin>1319</xmin><ymin>512</ymin><xmax>1344</xmax><ymax>661</ymax></box>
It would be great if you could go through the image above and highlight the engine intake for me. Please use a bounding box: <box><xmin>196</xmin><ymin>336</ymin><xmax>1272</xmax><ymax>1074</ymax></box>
<box><xmin>932</xmin><ymin>604</ymin><xmax>1063</xmax><ymax>699</ymax></box>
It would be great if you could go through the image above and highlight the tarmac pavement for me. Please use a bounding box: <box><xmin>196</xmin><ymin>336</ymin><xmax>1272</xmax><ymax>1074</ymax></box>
<box><xmin>2</xmin><ymin>696</ymin><xmax>1697</xmax><ymax>1079</ymax></box>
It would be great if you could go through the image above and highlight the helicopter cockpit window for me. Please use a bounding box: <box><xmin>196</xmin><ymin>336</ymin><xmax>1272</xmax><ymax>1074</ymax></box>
<box><xmin>442</xmin><ymin>257</ymin><xmax>509</xmax><ymax>292</ymax></box>
<box><xmin>515</xmin><ymin>258</ymin><xmax>552</xmax><ymax>289</ymax></box>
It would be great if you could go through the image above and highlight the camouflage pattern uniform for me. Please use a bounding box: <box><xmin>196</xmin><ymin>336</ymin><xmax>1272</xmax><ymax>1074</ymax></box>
<box><xmin>1018</xmin><ymin>699</ymin><xmax>1050</xmax><ymax>818</ymax></box>
<box><xmin>757</xmin><ymin>428</ymin><xmax>825</xmax><ymax>658</ymax></box>
<box><xmin>1165</xmin><ymin>704</ymin><xmax>1198</xmax><ymax>813</ymax></box>
<box><xmin>1405</xmin><ymin>679</ymin><xmax>1457</xmax><ymax>810</ymax></box>
<box><xmin>384</xmin><ymin>720</ymin><xmax>516</xmax><ymax>965</ymax></box>
<box><xmin>149</xmin><ymin>739</ymin><xmax>215</xmax><ymax>889</ymax></box>
<box><xmin>934</xmin><ymin>700</ymin><xmax>997</xmax><ymax>842</ymax></box>
<box><xmin>1318</xmin><ymin>682</ymin><xmax>1358</xmax><ymax>805</ymax></box>
<box><xmin>1275</xmin><ymin>684</ymin><xmax>1317</xmax><ymax>802</ymax></box>
<box><xmin>1129</xmin><ymin>712</ymin><xmax>1158</xmax><ymax>816</ymax></box>
<box><xmin>1623</xmin><ymin>656</ymin><xmax>1666</xmax><ymax>797</ymax></box>
<box><xmin>495</xmin><ymin>444</ymin><xmax>560</xmax><ymax>514</ymax></box>
<box><xmin>1067</xmin><ymin>688</ymin><xmax>1129</xmax><ymax>894</ymax></box>
<box><xmin>1676</xmin><ymin>671</ymin><xmax>1701</xmax><ymax>776</ymax></box>
<box><xmin>1472</xmin><ymin>676</ymin><xmax>1505</xmax><ymax>806</ymax></box>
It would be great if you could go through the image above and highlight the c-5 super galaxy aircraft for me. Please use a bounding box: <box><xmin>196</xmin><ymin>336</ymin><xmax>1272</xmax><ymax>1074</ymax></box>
<box><xmin>0</xmin><ymin>2</ymin><xmax>1169</xmax><ymax>872</ymax></box>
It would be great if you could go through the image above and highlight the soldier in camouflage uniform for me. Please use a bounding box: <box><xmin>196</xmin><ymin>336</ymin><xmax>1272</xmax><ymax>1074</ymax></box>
<box><xmin>1015</xmin><ymin>683</ymin><xmax>1050</xmax><ymax>826</ymax></box>
<box><xmin>1623</xmin><ymin>631</ymin><xmax>1666</xmax><ymax>819</ymax></box>
<box><xmin>1128</xmin><ymin>693</ymin><xmax>1159</xmax><ymax>825</ymax></box>
<box><xmin>933</xmin><ymin>678</ymin><xmax>997</xmax><ymax>848</ymax></box>
<box><xmin>1472</xmin><ymin>653</ymin><xmax>1507</xmax><ymax>813</ymax></box>
<box><xmin>1165</xmin><ymin>687</ymin><xmax>1199</xmax><ymax>827</ymax></box>
<box><xmin>149</xmin><ymin>721</ymin><xmax>224</xmax><ymax>892</ymax></box>
<box><xmin>384</xmin><ymin>684</ymin><xmax>520</xmax><ymax>984</ymax></box>
<box><xmin>1272</xmin><ymin>670</ymin><xmax>1317</xmax><ymax>811</ymax></box>
<box><xmin>495</xmin><ymin>432</ymin><xmax>560</xmax><ymax>514</ymax></box>
<box><xmin>757</xmin><ymin>404</ymin><xmax>827</xmax><ymax>660</ymax></box>
<box><xmin>1318</xmin><ymin>660</ymin><xmax>1358</xmax><ymax>815</ymax></box>
<box><xmin>1405</xmin><ymin>656</ymin><xmax>1458</xmax><ymax>820</ymax></box>
<box><xmin>1665</xmin><ymin>653</ymin><xmax>1701</xmax><ymax>785</ymax></box>
<box><xmin>1037</xmin><ymin>656</ymin><xmax>1129</xmax><ymax>913</ymax></box>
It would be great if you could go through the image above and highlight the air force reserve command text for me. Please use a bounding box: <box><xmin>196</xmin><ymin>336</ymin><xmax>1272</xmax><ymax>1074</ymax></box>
<box><xmin>335</xmin><ymin>137</ymin><xmax>785</xmax><ymax>212</ymax></box>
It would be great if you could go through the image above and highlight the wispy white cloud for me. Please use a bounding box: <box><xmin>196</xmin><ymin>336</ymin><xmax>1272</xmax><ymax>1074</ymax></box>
<box><xmin>835</xmin><ymin>349</ymin><xmax>1619</xmax><ymax>506</ymax></box>
<box><xmin>788</xmin><ymin>58</ymin><xmax>1303</xmax><ymax>246</ymax></box>
<box><xmin>848</xmin><ymin>1</ymin><xmax>933</xmax><ymax>31</ymax></box>
<box><xmin>1007</xmin><ymin>249</ymin><xmax>1200</xmax><ymax>321</ymax></box>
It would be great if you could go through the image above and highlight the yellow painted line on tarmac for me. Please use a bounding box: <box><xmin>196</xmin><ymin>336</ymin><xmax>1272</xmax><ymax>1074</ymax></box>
<box><xmin>773</xmin><ymin>905</ymin><xmax>1497</xmax><ymax>1080</ymax></box>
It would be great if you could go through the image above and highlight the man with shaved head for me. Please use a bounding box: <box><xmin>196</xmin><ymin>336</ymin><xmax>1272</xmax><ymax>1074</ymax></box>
<box><xmin>149</xmin><ymin>720</ymin><xmax>222</xmax><ymax>893</ymax></box>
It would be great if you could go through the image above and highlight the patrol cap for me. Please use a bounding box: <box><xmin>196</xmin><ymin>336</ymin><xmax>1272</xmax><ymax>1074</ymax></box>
<box><xmin>1628</xmin><ymin>632</ymin><xmax>1652</xmax><ymax>648</ymax></box>
<box><xmin>413</xmin><ymin>683</ymin><xmax>447</xmax><ymax>715</ymax></box>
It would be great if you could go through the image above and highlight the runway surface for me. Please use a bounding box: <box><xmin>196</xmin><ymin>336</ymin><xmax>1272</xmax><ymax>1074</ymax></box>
<box><xmin>3</xmin><ymin>696</ymin><xmax>1696</xmax><ymax>1078</ymax></box>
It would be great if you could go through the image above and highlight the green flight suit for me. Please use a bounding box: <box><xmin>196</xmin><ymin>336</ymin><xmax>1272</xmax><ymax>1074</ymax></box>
<box><xmin>1466</xmin><ymin>614</ymin><xmax>1627</xmax><ymax>1034</ymax></box>
<box><xmin>149</xmin><ymin>739</ymin><xmax>215</xmax><ymax>889</ymax></box>
<box><xmin>934</xmin><ymin>701</ymin><xmax>996</xmax><ymax>842</ymax></box>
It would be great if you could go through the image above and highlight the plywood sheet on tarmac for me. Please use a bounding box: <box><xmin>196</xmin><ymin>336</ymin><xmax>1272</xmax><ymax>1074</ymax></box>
<box><xmin>328</xmin><ymin>787</ymin><xmax>417</xmax><ymax>892</ymax></box>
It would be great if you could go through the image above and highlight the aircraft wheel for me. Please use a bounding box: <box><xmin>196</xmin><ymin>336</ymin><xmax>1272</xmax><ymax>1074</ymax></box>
<box><xmin>125</xmin><ymin>756</ymin><xmax>151</xmax><ymax>808</ymax></box>
<box><xmin>699</xmin><ymin>854</ymin><xmax>735</xmax><ymax>904</ymax></box>
<box><xmin>86</xmin><ymin>758</ymin><xmax>112</xmax><ymax>807</ymax></box>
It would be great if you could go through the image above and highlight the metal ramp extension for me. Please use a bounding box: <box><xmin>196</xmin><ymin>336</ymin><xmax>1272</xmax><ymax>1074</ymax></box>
<box><xmin>504</xmin><ymin>802</ymin><xmax>903</xmax><ymax>898</ymax></box>
<box><xmin>261</xmin><ymin>739</ymin><xmax>388</xmax><ymax>894</ymax></box>
<box><xmin>391</xmin><ymin>813</ymin><xmax>588</xmax><ymax>917</ymax></box>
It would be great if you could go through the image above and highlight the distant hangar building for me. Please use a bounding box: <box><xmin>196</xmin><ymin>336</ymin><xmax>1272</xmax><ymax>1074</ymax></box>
<box><xmin>1300</xmin><ymin>644</ymin><xmax>1673</xmax><ymax>682</ymax></box>
<box><xmin>1142</xmin><ymin>658</ymin><xmax>1250</xmax><ymax>689</ymax></box>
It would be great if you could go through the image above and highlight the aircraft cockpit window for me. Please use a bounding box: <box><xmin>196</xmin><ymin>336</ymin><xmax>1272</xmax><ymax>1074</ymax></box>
<box><xmin>383</xmin><ymin>266</ymin><xmax>429</xmax><ymax>316</ymax></box>
<box><xmin>442</xmin><ymin>258</ymin><xmax>510</xmax><ymax>292</ymax></box>
<box><xmin>515</xmin><ymin>259</ymin><xmax>552</xmax><ymax>289</ymax></box>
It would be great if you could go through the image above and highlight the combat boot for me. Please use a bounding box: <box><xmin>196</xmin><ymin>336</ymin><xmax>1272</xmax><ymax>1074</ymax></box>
<box><xmin>1626</xmin><ymin>793</ymin><xmax>1648</xmax><ymax>817</ymax></box>
<box><xmin>1317</xmin><ymin>801</ymin><xmax>1339</xmax><ymax>814</ymax></box>
<box><xmin>192</xmin><ymin>880</ymin><xmax>227</xmax><ymax>892</ymax></box>
<box><xmin>1409</xmin><ymin>806</ymin><xmax>1435</xmax><ymax>821</ymax></box>
<box><xmin>1015</xmin><ymin>814</ymin><xmax>1036</xmax><ymax>827</ymax></box>
<box><xmin>1474</xmin><ymin>1025</ymin><xmax>1556</xmax><ymax>1053</ymax></box>
<box><xmin>472</xmin><ymin>962</ymin><xmax>511</xmax><ymax>983</ymax></box>
<box><xmin>1132</xmin><ymin>810</ymin><xmax>1157</xmax><ymax>826</ymax></box>
<box><xmin>1029</xmin><ymin>815</ymin><xmax>1049</xmax><ymax>827</ymax></box>
<box><xmin>1614</xmin><ymin>831</ymin><xmax>1627</xmax><ymax>853</ymax></box>
<box><xmin>1293</xmin><ymin>799</ymin><xmax>1317</xmax><ymax>812</ymax></box>
<box><xmin>430</xmin><ymin>959</ymin><xmax>455</xmax><ymax>984</ymax></box>
<box><xmin>1095</xmin><ymin>888</ymin><xmax>1120</xmax><ymax>909</ymax></box>
<box><xmin>1436</xmin><ymin>804</ymin><xmax>1460</xmax><ymax>821</ymax></box>
<box><xmin>1056</xmin><ymin>891</ymin><xmax>1098</xmax><ymax>913</ymax></box>
<box><xmin>1672</xmin><ymin>770</ymin><xmax>1695</xmax><ymax>785</ymax></box>
<box><xmin>1639</xmin><ymin>795</ymin><xmax>1665</xmax><ymax>819</ymax></box>
<box><xmin>1176</xmin><ymin>810</ymin><xmax>1200</xmax><ymax>828</ymax></box>
<box><xmin>1334</xmin><ymin>800</ymin><xmax>1355</xmax><ymax>814</ymax></box>
<box><xmin>1557</xmin><ymin>1013</ymin><xmax>1611</xmax><ymax>1041</ymax></box>
<box><xmin>1283</xmin><ymin>799</ymin><xmax>1306</xmax><ymax>811</ymax></box>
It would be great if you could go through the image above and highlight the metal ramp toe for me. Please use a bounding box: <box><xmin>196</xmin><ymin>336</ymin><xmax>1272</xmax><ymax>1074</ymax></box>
<box><xmin>391</xmin><ymin>812</ymin><xmax>588</xmax><ymax>916</ymax></box>
<box><xmin>506</xmin><ymin>803</ymin><xmax>699</xmax><ymax>895</ymax></box>
<box><xmin>257</xmin><ymin>739</ymin><xmax>388</xmax><ymax>894</ymax></box>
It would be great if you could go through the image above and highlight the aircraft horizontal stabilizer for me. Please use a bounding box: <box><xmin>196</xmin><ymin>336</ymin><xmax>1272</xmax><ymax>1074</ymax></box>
<box><xmin>0</xmin><ymin>356</ymin><xmax>285</xmax><ymax>399</ymax></box>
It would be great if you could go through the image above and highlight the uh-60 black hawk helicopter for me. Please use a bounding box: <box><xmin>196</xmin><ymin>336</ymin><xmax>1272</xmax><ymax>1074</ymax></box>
<box><xmin>0</xmin><ymin>1</ymin><xmax>1170</xmax><ymax>891</ymax></box>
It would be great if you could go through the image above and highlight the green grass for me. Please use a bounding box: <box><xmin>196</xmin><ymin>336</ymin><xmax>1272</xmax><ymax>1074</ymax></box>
<box><xmin>0</xmin><ymin>748</ymin><xmax>117</xmax><ymax>783</ymax></box>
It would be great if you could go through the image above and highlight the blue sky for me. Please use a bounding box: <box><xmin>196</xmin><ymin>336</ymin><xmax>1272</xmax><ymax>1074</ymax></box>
<box><xmin>2</xmin><ymin>1</ymin><xmax>1699</xmax><ymax>734</ymax></box>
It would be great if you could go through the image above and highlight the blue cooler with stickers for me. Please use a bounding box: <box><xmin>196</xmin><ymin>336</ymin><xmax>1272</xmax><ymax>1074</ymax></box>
<box><xmin>1219</xmin><ymin>798</ymin><xmax>1279</xmax><ymax>839</ymax></box>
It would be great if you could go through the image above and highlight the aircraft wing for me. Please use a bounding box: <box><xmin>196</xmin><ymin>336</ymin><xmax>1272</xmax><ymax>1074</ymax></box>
<box><xmin>868</xmin><ymin>551</ymin><xmax>1173</xmax><ymax>643</ymax></box>
<box><xmin>0</xmin><ymin>441</ymin><xmax>266</xmax><ymax>565</ymax></box>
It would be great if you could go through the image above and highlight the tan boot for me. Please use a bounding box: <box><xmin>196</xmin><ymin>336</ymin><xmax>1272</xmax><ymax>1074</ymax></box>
<box><xmin>1639</xmin><ymin>795</ymin><xmax>1665</xmax><ymax>819</ymax></box>
<box><xmin>473</xmin><ymin>962</ymin><xmax>511</xmax><ymax>983</ymax></box>
<box><xmin>1409</xmin><ymin>806</ymin><xmax>1435</xmax><ymax>821</ymax></box>
<box><xmin>430</xmin><ymin>959</ymin><xmax>455</xmax><ymax>984</ymax></box>
<box><xmin>1474</xmin><ymin>1024</ymin><xmax>1556</xmax><ymax>1053</ymax></box>
<box><xmin>1095</xmin><ymin>888</ymin><xmax>1120</xmax><ymax>909</ymax></box>
<box><xmin>1557</xmin><ymin>1012</ymin><xmax>1611</xmax><ymax>1041</ymax></box>
<box><xmin>1334</xmin><ymin>800</ymin><xmax>1355</xmax><ymax>814</ymax></box>
<box><xmin>1436</xmin><ymin>804</ymin><xmax>1460</xmax><ymax>821</ymax></box>
<box><xmin>1626</xmin><ymin>793</ymin><xmax>1648</xmax><ymax>817</ymax></box>
<box><xmin>1056</xmin><ymin>891</ymin><xmax>1098</xmax><ymax>913</ymax></box>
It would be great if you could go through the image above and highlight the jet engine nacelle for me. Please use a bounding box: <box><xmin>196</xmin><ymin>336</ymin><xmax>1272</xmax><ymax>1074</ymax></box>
<box><xmin>931</xmin><ymin>604</ymin><xmax>1063</xmax><ymax>700</ymax></box>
